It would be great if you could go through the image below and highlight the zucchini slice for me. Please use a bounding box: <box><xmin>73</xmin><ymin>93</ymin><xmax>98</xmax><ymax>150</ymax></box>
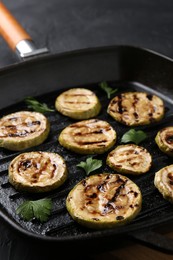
<box><xmin>154</xmin><ymin>164</ymin><xmax>173</xmax><ymax>203</ymax></box>
<box><xmin>106</xmin><ymin>144</ymin><xmax>152</xmax><ymax>175</ymax></box>
<box><xmin>58</xmin><ymin>119</ymin><xmax>117</xmax><ymax>154</ymax></box>
<box><xmin>155</xmin><ymin>126</ymin><xmax>173</xmax><ymax>157</ymax></box>
<box><xmin>66</xmin><ymin>173</ymin><xmax>142</xmax><ymax>229</ymax></box>
<box><xmin>55</xmin><ymin>88</ymin><xmax>101</xmax><ymax>119</ymax></box>
<box><xmin>8</xmin><ymin>151</ymin><xmax>68</xmax><ymax>193</ymax></box>
<box><xmin>107</xmin><ymin>92</ymin><xmax>164</xmax><ymax>126</ymax></box>
<box><xmin>0</xmin><ymin>111</ymin><xmax>50</xmax><ymax>151</ymax></box>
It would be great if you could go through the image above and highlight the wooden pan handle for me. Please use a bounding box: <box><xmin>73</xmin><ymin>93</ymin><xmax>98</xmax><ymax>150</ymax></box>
<box><xmin>0</xmin><ymin>3</ymin><xmax>32</xmax><ymax>51</ymax></box>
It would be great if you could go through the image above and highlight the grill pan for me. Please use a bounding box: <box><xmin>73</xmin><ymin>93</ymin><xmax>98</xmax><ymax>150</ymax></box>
<box><xmin>0</xmin><ymin>46</ymin><xmax>173</xmax><ymax>256</ymax></box>
<box><xmin>1</xmin><ymin>3</ymin><xmax>173</xmax><ymax>258</ymax></box>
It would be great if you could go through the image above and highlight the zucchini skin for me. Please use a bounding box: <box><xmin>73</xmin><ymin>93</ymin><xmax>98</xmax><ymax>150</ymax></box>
<box><xmin>106</xmin><ymin>144</ymin><xmax>152</xmax><ymax>175</ymax></box>
<box><xmin>154</xmin><ymin>164</ymin><xmax>173</xmax><ymax>203</ymax></box>
<box><xmin>55</xmin><ymin>88</ymin><xmax>101</xmax><ymax>120</ymax></box>
<box><xmin>0</xmin><ymin>111</ymin><xmax>50</xmax><ymax>151</ymax></box>
<box><xmin>155</xmin><ymin>126</ymin><xmax>173</xmax><ymax>157</ymax></box>
<box><xmin>107</xmin><ymin>92</ymin><xmax>165</xmax><ymax>126</ymax></box>
<box><xmin>58</xmin><ymin>119</ymin><xmax>117</xmax><ymax>154</ymax></box>
<box><xmin>8</xmin><ymin>151</ymin><xmax>68</xmax><ymax>193</ymax></box>
<box><xmin>66</xmin><ymin>173</ymin><xmax>142</xmax><ymax>229</ymax></box>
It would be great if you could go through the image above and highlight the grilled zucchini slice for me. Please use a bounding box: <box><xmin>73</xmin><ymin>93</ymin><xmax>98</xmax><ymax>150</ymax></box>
<box><xmin>106</xmin><ymin>144</ymin><xmax>152</xmax><ymax>175</ymax></box>
<box><xmin>155</xmin><ymin>126</ymin><xmax>173</xmax><ymax>157</ymax></box>
<box><xmin>107</xmin><ymin>92</ymin><xmax>164</xmax><ymax>126</ymax></box>
<box><xmin>66</xmin><ymin>173</ymin><xmax>142</xmax><ymax>229</ymax></box>
<box><xmin>154</xmin><ymin>164</ymin><xmax>173</xmax><ymax>203</ymax></box>
<box><xmin>58</xmin><ymin>119</ymin><xmax>117</xmax><ymax>154</ymax></box>
<box><xmin>0</xmin><ymin>111</ymin><xmax>50</xmax><ymax>151</ymax></box>
<box><xmin>8</xmin><ymin>151</ymin><xmax>68</xmax><ymax>193</ymax></box>
<box><xmin>55</xmin><ymin>88</ymin><xmax>101</xmax><ymax>119</ymax></box>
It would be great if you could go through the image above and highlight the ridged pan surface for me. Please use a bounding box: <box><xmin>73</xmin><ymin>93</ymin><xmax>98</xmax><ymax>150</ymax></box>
<box><xmin>0</xmin><ymin>79</ymin><xmax>173</xmax><ymax>242</ymax></box>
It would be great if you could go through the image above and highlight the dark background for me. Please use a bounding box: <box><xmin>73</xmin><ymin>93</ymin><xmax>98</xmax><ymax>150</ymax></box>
<box><xmin>0</xmin><ymin>0</ymin><xmax>173</xmax><ymax>259</ymax></box>
<box><xmin>0</xmin><ymin>0</ymin><xmax>173</xmax><ymax>68</ymax></box>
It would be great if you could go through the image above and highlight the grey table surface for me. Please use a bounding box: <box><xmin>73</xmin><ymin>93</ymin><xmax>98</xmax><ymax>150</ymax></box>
<box><xmin>0</xmin><ymin>1</ymin><xmax>173</xmax><ymax>259</ymax></box>
<box><xmin>0</xmin><ymin>0</ymin><xmax>173</xmax><ymax>68</ymax></box>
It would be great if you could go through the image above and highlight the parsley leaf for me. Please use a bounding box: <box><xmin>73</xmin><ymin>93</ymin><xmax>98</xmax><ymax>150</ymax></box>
<box><xmin>121</xmin><ymin>129</ymin><xmax>147</xmax><ymax>145</ymax></box>
<box><xmin>77</xmin><ymin>157</ymin><xmax>102</xmax><ymax>175</ymax></box>
<box><xmin>16</xmin><ymin>198</ymin><xmax>53</xmax><ymax>223</ymax></box>
<box><xmin>25</xmin><ymin>96</ymin><xmax>55</xmax><ymax>113</ymax></box>
<box><xmin>99</xmin><ymin>81</ymin><xmax>118</xmax><ymax>99</ymax></box>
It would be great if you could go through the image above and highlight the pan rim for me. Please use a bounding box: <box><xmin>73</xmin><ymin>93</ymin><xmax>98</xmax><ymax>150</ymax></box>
<box><xmin>0</xmin><ymin>44</ymin><xmax>173</xmax><ymax>74</ymax></box>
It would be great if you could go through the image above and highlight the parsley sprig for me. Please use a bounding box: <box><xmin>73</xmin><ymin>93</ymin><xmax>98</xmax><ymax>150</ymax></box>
<box><xmin>77</xmin><ymin>157</ymin><xmax>102</xmax><ymax>175</ymax></box>
<box><xmin>121</xmin><ymin>129</ymin><xmax>147</xmax><ymax>145</ymax></box>
<box><xmin>16</xmin><ymin>198</ymin><xmax>53</xmax><ymax>223</ymax></box>
<box><xmin>99</xmin><ymin>81</ymin><xmax>118</xmax><ymax>99</ymax></box>
<box><xmin>25</xmin><ymin>96</ymin><xmax>55</xmax><ymax>113</ymax></box>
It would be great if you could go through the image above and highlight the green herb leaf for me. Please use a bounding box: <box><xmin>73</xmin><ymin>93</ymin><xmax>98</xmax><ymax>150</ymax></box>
<box><xmin>25</xmin><ymin>96</ymin><xmax>55</xmax><ymax>113</ymax></box>
<box><xmin>16</xmin><ymin>198</ymin><xmax>53</xmax><ymax>223</ymax></box>
<box><xmin>121</xmin><ymin>129</ymin><xmax>147</xmax><ymax>145</ymax></box>
<box><xmin>77</xmin><ymin>157</ymin><xmax>102</xmax><ymax>175</ymax></box>
<box><xmin>99</xmin><ymin>81</ymin><xmax>118</xmax><ymax>99</ymax></box>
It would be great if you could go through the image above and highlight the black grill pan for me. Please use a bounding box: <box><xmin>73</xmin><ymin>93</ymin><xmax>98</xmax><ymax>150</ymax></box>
<box><xmin>0</xmin><ymin>46</ymin><xmax>173</xmax><ymax>256</ymax></box>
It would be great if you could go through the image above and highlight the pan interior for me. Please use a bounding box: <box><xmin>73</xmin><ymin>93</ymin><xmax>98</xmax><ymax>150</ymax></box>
<box><xmin>0</xmin><ymin>80</ymin><xmax>173</xmax><ymax>240</ymax></box>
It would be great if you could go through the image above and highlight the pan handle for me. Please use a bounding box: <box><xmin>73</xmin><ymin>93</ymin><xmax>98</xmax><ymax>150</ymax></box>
<box><xmin>0</xmin><ymin>3</ymin><xmax>32</xmax><ymax>50</ymax></box>
<box><xmin>0</xmin><ymin>3</ymin><xmax>48</xmax><ymax>58</ymax></box>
